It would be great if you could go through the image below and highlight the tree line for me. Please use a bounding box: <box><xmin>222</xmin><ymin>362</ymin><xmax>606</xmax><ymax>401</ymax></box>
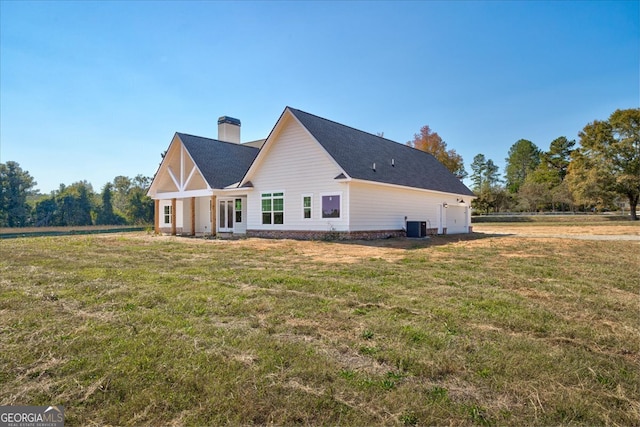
<box><xmin>410</xmin><ymin>108</ymin><xmax>639</xmax><ymax>220</ymax></box>
<box><xmin>2</xmin><ymin>107</ymin><xmax>638</xmax><ymax>227</ymax></box>
<box><xmin>0</xmin><ymin>165</ymin><xmax>154</xmax><ymax>227</ymax></box>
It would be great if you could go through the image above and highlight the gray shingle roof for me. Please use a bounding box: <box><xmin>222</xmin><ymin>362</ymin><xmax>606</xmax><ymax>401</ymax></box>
<box><xmin>288</xmin><ymin>108</ymin><xmax>475</xmax><ymax>196</ymax></box>
<box><xmin>177</xmin><ymin>133</ymin><xmax>259</xmax><ymax>189</ymax></box>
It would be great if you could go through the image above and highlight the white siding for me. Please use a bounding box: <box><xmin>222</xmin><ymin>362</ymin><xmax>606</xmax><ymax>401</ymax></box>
<box><xmin>349</xmin><ymin>181</ymin><xmax>471</xmax><ymax>234</ymax></box>
<box><xmin>158</xmin><ymin>199</ymin><xmax>183</xmax><ymax>228</ymax></box>
<box><xmin>196</xmin><ymin>197</ymin><xmax>211</xmax><ymax>234</ymax></box>
<box><xmin>157</xmin><ymin>200</ymin><xmax>184</xmax><ymax>227</ymax></box>
<box><xmin>181</xmin><ymin>199</ymin><xmax>192</xmax><ymax>234</ymax></box>
<box><xmin>246</xmin><ymin>116</ymin><xmax>349</xmax><ymax>231</ymax></box>
<box><xmin>234</xmin><ymin>197</ymin><xmax>248</xmax><ymax>234</ymax></box>
<box><xmin>349</xmin><ymin>181</ymin><xmax>439</xmax><ymax>231</ymax></box>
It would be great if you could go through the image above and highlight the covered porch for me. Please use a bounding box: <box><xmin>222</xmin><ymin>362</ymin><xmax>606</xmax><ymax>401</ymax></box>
<box><xmin>153</xmin><ymin>189</ymin><xmax>250</xmax><ymax>237</ymax></box>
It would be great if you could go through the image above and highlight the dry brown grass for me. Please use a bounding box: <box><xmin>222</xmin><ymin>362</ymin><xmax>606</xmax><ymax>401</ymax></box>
<box><xmin>1</xmin><ymin>228</ymin><xmax>638</xmax><ymax>426</ymax></box>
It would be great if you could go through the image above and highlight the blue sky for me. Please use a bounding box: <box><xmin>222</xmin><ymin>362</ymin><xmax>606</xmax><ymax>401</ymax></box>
<box><xmin>1</xmin><ymin>0</ymin><xmax>638</xmax><ymax>194</ymax></box>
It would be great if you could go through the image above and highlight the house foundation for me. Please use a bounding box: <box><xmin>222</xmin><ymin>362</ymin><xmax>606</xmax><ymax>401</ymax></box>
<box><xmin>246</xmin><ymin>229</ymin><xmax>406</xmax><ymax>240</ymax></box>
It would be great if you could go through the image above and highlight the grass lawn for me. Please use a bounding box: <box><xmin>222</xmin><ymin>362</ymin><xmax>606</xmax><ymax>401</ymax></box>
<box><xmin>0</xmin><ymin>230</ymin><xmax>638</xmax><ymax>426</ymax></box>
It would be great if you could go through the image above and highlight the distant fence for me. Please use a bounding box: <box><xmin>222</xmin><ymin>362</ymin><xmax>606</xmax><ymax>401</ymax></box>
<box><xmin>0</xmin><ymin>226</ymin><xmax>148</xmax><ymax>239</ymax></box>
<box><xmin>471</xmin><ymin>213</ymin><xmax>632</xmax><ymax>223</ymax></box>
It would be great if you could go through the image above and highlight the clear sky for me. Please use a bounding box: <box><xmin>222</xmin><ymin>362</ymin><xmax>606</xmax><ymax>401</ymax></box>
<box><xmin>1</xmin><ymin>0</ymin><xmax>638</xmax><ymax>194</ymax></box>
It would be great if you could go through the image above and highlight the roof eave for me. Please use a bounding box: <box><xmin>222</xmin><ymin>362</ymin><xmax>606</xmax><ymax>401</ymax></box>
<box><xmin>347</xmin><ymin>177</ymin><xmax>478</xmax><ymax>198</ymax></box>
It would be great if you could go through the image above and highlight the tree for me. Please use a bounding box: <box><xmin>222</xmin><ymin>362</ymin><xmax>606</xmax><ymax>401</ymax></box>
<box><xmin>543</xmin><ymin>136</ymin><xmax>575</xmax><ymax>181</ymax></box>
<box><xmin>96</xmin><ymin>183</ymin><xmax>126</xmax><ymax>225</ymax></box>
<box><xmin>551</xmin><ymin>180</ymin><xmax>574</xmax><ymax>212</ymax></box>
<box><xmin>56</xmin><ymin>181</ymin><xmax>95</xmax><ymax>226</ymax></box>
<box><xmin>567</xmin><ymin>108</ymin><xmax>640</xmax><ymax>219</ymax></box>
<box><xmin>469</xmin><ymin>154</ymin><xmax>503</xmax><ymax>214</ymax></box>
<box><xmin>0</xmin><ymin>161</ymin><xmax>37</xmax><ymax>227</ymax></box>
<box><xmin>517</xmin><ymin>137</ymin><xmax>576</xmax><ymax>212</ymax></box>
<box><xmin>504</xmin><ymin>139</ymin><xmax>541</xmax><ymax>193</ymax></box>
<box><xmin>125</xmin><ymin>187</ymin><xmax>154</xmax><ymax>224</ymax></box>
<box><xmin>470</xmin><ymin>154</ymin><xmax>487</xmax><ymax>192</ymax></box>
<box><xmin>34</xmin><ymin>197</ymin><xmax>58</xmax><ymax>226</ymax></box>
<box><xmin>566</xmin><ymin>146</ymin><xmax>616</xmax><ymax>211</ymax></box>
<box><xmin>112</xmin><ymin>175</ymin><xmax>133</xmax><ymax>214</ymax></box>
<box><xmin>408</xmin><ymin>125</ymin><xmax>467</xmax><ymax>178</ymax></box>
<box><xmin>518</xmin><ymin>180</ymin><xmax>551</xmax><ymax>212</ymax></box>
<box><xmin>128</xmin><ymin>175</ymin><xmax>154</xmax><ymax>224</ymax></box>
<box><xmin>107</xmin><ymin>174</ymin><xmax>153</xmax><ymax>224</ymax></box>
<box><xmin>484</xmin><ymin>160</ymin><xmax>500</xmax><ymax>189</ymax></box>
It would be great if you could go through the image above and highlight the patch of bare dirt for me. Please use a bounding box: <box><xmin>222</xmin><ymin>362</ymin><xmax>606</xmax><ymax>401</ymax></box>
<box><xmin>112</xmin><ymin>224</ymin><xmax>640</xmax><ymax>259</ymax></box>
<box><xmin>473</xmin><ymin>224</ymin><xmax>640</xmax><ymax>240</ymax></box>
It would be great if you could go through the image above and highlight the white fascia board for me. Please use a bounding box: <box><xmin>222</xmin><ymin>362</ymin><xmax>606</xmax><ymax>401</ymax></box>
<box><xmin>214</xmin><ymin>188</ymin><xmax>253</xmax><ymax>197</ymax></box>
<box><xmin>152</xmin><ymin>189</ymin><xmax>214</xmax><ymax>200</ymax></box>
<box><xmin>348</xmin><ymin>178</ymin><xmax>477</xmax><ymax>200</ymax></box>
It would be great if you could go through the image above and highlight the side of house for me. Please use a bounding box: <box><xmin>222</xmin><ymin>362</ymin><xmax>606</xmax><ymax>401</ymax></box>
<box><xmin>240</xmin><ymin>108</ymin><xmax>474</xmax><ymax>239</ymax></box>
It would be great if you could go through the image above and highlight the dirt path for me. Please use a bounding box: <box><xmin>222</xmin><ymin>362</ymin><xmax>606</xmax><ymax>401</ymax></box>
<box><xmin>472</xmin><ymin>224</ymin><xmax>640</xmax><ymax>241</ymax></box>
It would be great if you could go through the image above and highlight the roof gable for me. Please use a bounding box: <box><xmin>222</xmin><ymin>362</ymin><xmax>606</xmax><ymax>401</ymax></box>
<box><xmin>240</xmin><ymin>109</ymin><xmax>347</xmax><ymax>186</ymax></box>
<box><xmin>177</xmin><ymin>133</ymin><xmax>259</xmax><ymax>189</ymax></box>
<box><xmin>287</xmin><ymin>108</ymin><xmax>475</xmax><ymax>196</ymax></box>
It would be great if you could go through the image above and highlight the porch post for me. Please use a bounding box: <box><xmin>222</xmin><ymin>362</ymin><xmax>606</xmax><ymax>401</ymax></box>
<box><xmin>154</xmin><ymin>199</ymin><xmax>159</xmax><ymax>234</ymax></box>
<box><xmin>211</xmin><ymin>195</ymin><xmax>217</xmax><ymax>236</ymax></box>
<box><xmin>171</xmin><ymin>198</ymin><xmax>177</xmax><ymax>236</ymax></box>
<box><xmin>191</xmin><ymin>197</ymin><xmax>196</xmax><ymax>236</ymax></box>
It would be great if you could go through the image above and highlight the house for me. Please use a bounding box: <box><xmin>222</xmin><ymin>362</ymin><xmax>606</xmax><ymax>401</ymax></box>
<box><xmin>147</xmin><ymin>107</ymin><xmax>476</xmax><ymax>239</ymax></box>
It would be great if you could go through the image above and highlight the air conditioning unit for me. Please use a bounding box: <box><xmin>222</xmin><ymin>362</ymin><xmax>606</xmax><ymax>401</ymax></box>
<box><xmin>406</xmin><ymin>221</ymin><xmax>427</xmax><ymax>238</ymax></box>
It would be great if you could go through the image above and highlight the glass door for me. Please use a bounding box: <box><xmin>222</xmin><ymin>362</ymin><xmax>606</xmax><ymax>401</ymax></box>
<box><xmin>218</xmin><ymin>199</ymin><xmax>234</xmax><ymax>232</ymax></box>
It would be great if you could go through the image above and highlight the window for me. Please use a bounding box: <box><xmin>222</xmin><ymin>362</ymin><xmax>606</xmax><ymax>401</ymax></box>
<box><xmin>261</xmin><ymin>192</ymin><xmax>284</xmax><ymax>225</ymax></box>
<box><xmin>163</xmin><ymin>205</ymin><xmax>172</xmax><ymax>224</ymax></box>
<box><xmin>302</xmin><ymin>195</ymin><xmax>312</xmax><ymax>219</ymax></box>
<box><xmin>322</xmin><ymin>194</ymin><xmax>341</xmax><ymax>218</ymax></box>
<box><xmin>235</xmin><ymin>199</ymin><xmax>242</xmax><ymax>223</ymax></box>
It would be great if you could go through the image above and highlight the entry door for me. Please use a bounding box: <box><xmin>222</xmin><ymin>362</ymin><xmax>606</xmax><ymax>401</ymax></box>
<box><xmin>218</xmin><ymin>199</ymin><xmax>234</xmax><ymax>232</ymax></box>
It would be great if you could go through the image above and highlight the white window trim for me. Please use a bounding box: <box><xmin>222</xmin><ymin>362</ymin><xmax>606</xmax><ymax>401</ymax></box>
<box><xmin>261</xmin><ymin>191</ymin><xmax>285</xmax><ymax>226</ymax></box>
<box><xmin>320</xmin><ymin>192</ymin><xmax>343</xmax><ymax>220</ymax></box>
<box><xmin>302</xmin><ymin>193</ymin><xmax>313</xmax><ymax>220</ymax></box>
<box><xmin>235</xmin><ymin>198</ymin><xmax>243</xmax><ymax>224</ymax></box>
<box><xmin>163</xmin><ymin>205</ymin><xmax>172</xmax><ymax>225</ymax></box>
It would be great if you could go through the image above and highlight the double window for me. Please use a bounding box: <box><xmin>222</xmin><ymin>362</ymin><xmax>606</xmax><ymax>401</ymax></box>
<box><xmin>262</xmin><ymin>192</ymin><xmax>284</xmax><ymax>225</ymax></box>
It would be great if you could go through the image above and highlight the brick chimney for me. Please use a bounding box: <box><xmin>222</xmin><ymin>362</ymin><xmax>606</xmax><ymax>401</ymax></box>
<box><xmin>218</xmin><ymin>116</ymin><xmax>241</xmax><ymax>143</ymax></box>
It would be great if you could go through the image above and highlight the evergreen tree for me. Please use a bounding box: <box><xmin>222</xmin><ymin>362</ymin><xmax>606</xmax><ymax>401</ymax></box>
<box><xmin>504</xmin><ymin>139</ymin><xmax>541</xmax><ymax>193</ymax></box>
<box><xmin>96</xmin><ymin>183</ymin><xmax>118</xmax><ymax>225</ymax></box>
<box><xmin>0</xmin><ymin>161</ymin><xmax>37</xmax><ymax>227</ymax></box>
